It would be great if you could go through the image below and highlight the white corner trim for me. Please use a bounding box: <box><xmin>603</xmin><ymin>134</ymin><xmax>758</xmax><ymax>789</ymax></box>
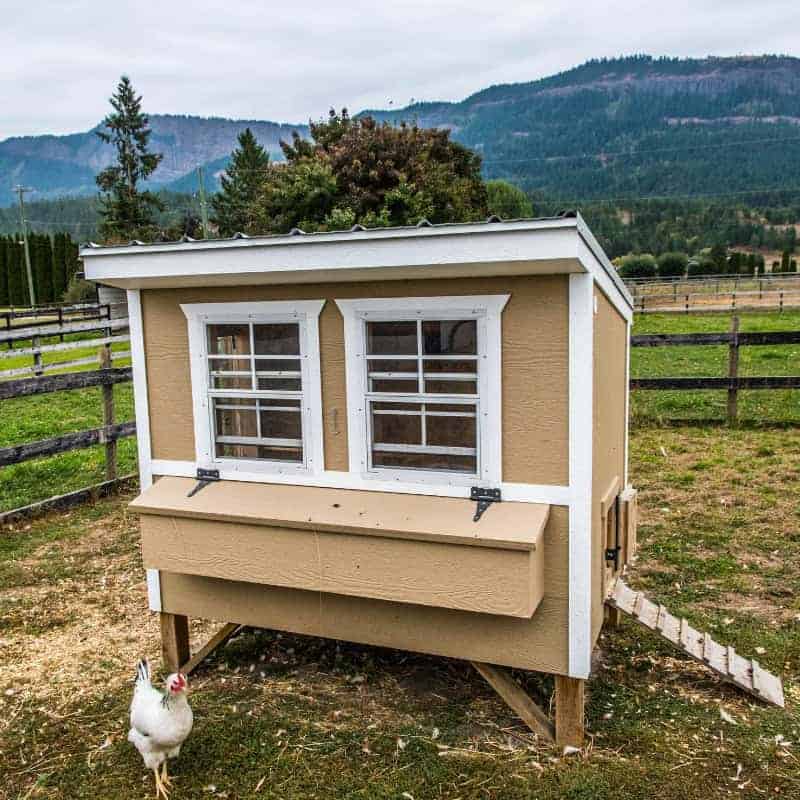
<box><xmin>180</xmin><ymin>299</ymin><xmax>326</xmax><ymax>476</ymax></box>
<box><xmin>127</xmin><ymin>289</ymin><xmax>153</xmax><ymax>490</ymax></box>
<box><xmin>567</xmin><ymin>273</ymin><xmax>594</xmax><ymax>679</ymax></box>
<box><xmin>624</xmin><ymin>319</ymin><xmax>631</xmax><ymax>487</ymax></box>
<box><xmin>335</xmin><ymin>295</ymin><xmax>510</xmax><ymax>487</ymax></box>
<box><xmin>149</xmin><ymin>458</ymin><xmax>571</xmax><ymax>506</ymax></box>
<box><xmin>146</xmin><ymin>568</ymin><xmax>162</xmax><ymax>612</ymax></box>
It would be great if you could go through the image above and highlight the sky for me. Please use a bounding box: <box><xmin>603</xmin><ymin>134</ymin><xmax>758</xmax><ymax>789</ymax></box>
<box><xmin>1</xmin><ymin>0</ymin><xmax>799</xmax><ymax>140</ymax></box>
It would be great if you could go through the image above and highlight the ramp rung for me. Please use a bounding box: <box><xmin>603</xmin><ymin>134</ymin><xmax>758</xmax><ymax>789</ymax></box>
<box><xmin>606</xmin><ymin>580</ymin><xmax>784</xmax><ymax>708</ymax></box>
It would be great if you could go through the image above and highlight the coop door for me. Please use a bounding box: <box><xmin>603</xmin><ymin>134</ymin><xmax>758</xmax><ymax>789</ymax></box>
<box><xmin>601</xmin><ymin>478</ymin><xmax>622</xmax><ymax>591</ymax></box>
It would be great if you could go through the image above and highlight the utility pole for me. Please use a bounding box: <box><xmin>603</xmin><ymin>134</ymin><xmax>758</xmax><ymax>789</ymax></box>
<box><xmin>197</xmin><ymin>166</ymin><xmax>210</xmax><ymax>239</ymax></box>
<box><xmin>15</xmin><ymin>185</ymin><xmax>36</xmax><ymax>306</ymax></box>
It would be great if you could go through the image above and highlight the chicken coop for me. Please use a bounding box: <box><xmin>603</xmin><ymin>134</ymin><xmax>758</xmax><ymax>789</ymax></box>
<box><xmin>81</xmin><ymin>214</ymin><xmax>637</xmax><ymax>747</ymax></box>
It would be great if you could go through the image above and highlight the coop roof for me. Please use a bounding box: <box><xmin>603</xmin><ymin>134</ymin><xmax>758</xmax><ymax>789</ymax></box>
<box><xmin>80</xmin><ymin>213</ymin><xmax>633</xmax><ymax>314</ymax></box>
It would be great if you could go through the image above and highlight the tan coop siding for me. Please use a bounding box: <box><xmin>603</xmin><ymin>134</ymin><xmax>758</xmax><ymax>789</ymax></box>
<box><xmin>141</xmin><ymin>274</ymin><xmax>569</xmax><ymax>485</ymax></box>
<box><xmin>158</xmin><ymin>504</ymin><xmax>570</xmax><ymax>674</ymax></box>
<box><xmin>591</xmin><ymin>288</ymin><xmax>628</xmax><ymax>642</ymax></box>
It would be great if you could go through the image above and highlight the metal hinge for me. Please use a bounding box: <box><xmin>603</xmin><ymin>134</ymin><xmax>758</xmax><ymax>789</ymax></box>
<box><xmin>471</xmin><ymin>486</ymin><xmax>501</xmax><ymax>522</ymax></box>
<box><xmin>187</xmin><ymin>467</ymin><xmax>220</xmax><ymax>497</ymax></box>
<box><xmin>605</xmin><ymin>546</ymin><xmax>621</xmax><ymax>569</ymax></box>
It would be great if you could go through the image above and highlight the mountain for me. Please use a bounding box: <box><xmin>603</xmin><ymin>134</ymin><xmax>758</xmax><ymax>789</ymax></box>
<box><xmin>3</xmin><ymin>54</ymin><xmax>800</xmax><ymax>210</ymax></box>
<box><xmin>0</xmin><ymin>116</ymin><xmax>308</xmax><ymax>206</ymax></box>
<box><xmin>364</xmin><ymin>54</ymin><xmax>800</xmax><ymax>204</ymax></box>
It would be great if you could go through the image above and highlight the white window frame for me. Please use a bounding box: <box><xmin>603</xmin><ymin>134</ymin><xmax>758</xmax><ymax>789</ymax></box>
<box><xmin>336</xmin><ymin>295</ymin><xmax>510</xmax><ymax>488</ymax></box>
<box><xmin>181</xmin><ymin>300</ymin><xmax>326</xmax><ymax>476</ymax></box>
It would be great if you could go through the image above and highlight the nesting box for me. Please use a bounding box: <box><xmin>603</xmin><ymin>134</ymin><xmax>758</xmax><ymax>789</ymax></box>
<box><xmin>82</xmin><ymin>214</ymin><xmax>635</xmax><ymax>742</ymax></box>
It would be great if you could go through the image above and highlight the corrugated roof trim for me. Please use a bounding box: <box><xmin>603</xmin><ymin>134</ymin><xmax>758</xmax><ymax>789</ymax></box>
<box><xmin>81</xmin><ymin>212</ymin><xmax>577</xmax><ymax>251</ymax></box>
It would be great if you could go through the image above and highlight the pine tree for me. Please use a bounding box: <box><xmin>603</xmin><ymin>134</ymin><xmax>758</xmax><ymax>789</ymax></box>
<box><xmin>7</xmin><ymin>235</ymin><xmax>25</xmax><ymax>306</ymax></box>
<box><xmin>96</xmin><ymin>76</ymin><xmax>164</xmax><ymax>242</ymax></box>
<box><xmin>52</xmin><ymin>232</ymin><xmax>67</xmax><ymax>300</ymax></box>
<box><xmin>211</xmin><ymin>128</ymin><xmax>270</xmax><ymax>236</ymax></box>
<box><xmin>33</xmin><ymin>233</ymin><xmax>54</xmax><ymax>303</ymax></box>
<box><xmin>0</xmin><ymin>238</ymin><xmax>8</xmax><ymax>306</ymax></box>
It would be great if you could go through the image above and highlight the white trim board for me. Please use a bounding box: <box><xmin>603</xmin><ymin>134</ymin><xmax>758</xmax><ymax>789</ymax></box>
<box><xmin>567</xmin><ymin>273</ymin><xmax>594</xmax><ymax>679</ymax></box>
<box><xmin>149</xmin><ymin>458</ymin><xmax>571</xmax><ymax>506</ymax></box>
<box><xmin>128</xmin><ymin>289</ymin><xmax>160</xmax><ymax>613</ymax></box>
<box><xmin>336</xmin><ymin>294</ymin><xmax>509</xmax><ymax>489</ymax></box>
<box><xmin>180</xmin><ymin>299</ymin><xmax>326</xmax><ymax>477</ymax></box>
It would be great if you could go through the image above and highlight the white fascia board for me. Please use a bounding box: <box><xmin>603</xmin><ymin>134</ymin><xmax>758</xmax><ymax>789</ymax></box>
<box><xmin>81</xmin><ymin>220</ymin><xmax>584</xmax><ymax>288</ymax></box>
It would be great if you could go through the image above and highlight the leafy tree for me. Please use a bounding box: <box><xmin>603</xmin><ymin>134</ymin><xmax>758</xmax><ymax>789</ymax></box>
<box><xmin>212</xmin><ymin>128</ymin><xmax>271</xmax><ymax>237</ymax></box>
<box><xmin>656</xmin><ymin>251</ymin><xmax>687</xmax><ymax>278</ymax></box>
<box><xmin>486</xmin><ymin>180</ymin><xmax>534</xmax><ymax>219</ymax></box>
<box><xmin>251</xmin><ymin>109</ymin><xmax>488</xmax><ymax>233</ymax></box>
<box><xmin>95</xmin><ymin>76</ymin><xmax>164</xmax><ymax>242</ymax></box>
<box><xmin>617</xmin><ymin>253</ymin><xmax>657</xmax><ymax>278</ymax></box>
<box><xmin>780</xmin><ymin>249</ymin><xmax>791</xmax><ymax>272</ymax></box>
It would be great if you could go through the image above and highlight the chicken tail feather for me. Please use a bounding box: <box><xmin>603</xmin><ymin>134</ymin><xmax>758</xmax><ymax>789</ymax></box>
<box><xmin>136</xmin><ymin>657</ymin><xmax>152</xmax><ymax>687</ymax></box>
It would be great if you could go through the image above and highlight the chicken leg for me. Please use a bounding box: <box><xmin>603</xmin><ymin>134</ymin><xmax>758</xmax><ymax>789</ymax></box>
<box><xmin>161</xmin><ymin>761</ymin><xmax>173</xmax><ymax>787</ymax></box>
<box><xmin>153</xmin><ymin>765</ymin><xmax>170</xmax><ymax>799</ymax></box>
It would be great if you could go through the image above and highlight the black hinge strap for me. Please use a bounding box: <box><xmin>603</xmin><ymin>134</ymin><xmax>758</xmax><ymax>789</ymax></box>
<box><xmin>187</xmin><ymin>468</ymin><xmax>220</xmax><ymax>497</ymax></box>
<box><xmin>471</xmin><ymin>486</ymin><xmax>501</xmax><ymax>522</ymax></box>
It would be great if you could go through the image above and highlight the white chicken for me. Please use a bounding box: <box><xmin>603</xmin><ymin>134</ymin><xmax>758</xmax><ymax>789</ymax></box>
<box><xmin>128</xmin><ymin>658</ymin><xmax>193</xmax><ymax>798</ymax></box>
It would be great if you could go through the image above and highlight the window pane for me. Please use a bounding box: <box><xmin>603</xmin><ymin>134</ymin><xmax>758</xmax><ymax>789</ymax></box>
<box><xmin>372</xmin><ymin>451</ymin><xmax>476</xmax><ymax>473</ymax></box>
<box><xmin>214</xmin><ymin>402</ymin><xmax>258</xmax><ymax>438</ymax></box>
<box><xmin>257</xmin><ymin>377</ymin><xmax>302</xmax><ymax>391</ymax></box>
<box><xmin>367</xmin><ymin>358</ymin><xmax>418</xmax><ymax>374</ymax></box>
<box><xmin>208</xmin><ymin>324</ymin><xmax>250</xmax><ymax>355</ymax></box>
<box><xmin>255</xmin><ymin>358</ymin><xmax>301</xmax><ymax>374</ymax></box>
<box><xmin>423</xmin><ymin>358</ymin><xmax>477</xmax><ymax>374</ymax></box>
<box><xmin>423</xmin><ymin>320</ymin><xmax>476</xmax><ymax>355</ymax></box>
<box><xmin>215</xmin><ymin>443</ymin><xmax>302</xmax><ymax>462</ymax></box>
<box><xmin>260</xmin><ymin>408</ymin><xmax>302</xmax><ymax>439</ymax></box>
<box><xmin>426</xmin><ymin>413</ymin><xmax>477</xmax><ymax>448</ymax></box>
<box><xmin>371</xmin><ymin>378</ymin><xmax>419</xmax><ymax>393</ymax></box>
<box><xmin>367</xmin><ymin>321</ymin><xmax>417</xmax><ymax>355</ymax></box>
<box><xmin>254</xmin><ymin>323</ymin><xmax>300</xmax><ymax>355</ymax></box>
<box><xmin>424</xmin><ymin>379</ymin><xmax>477</xmax><ymax>395</ymax></box>
<box><xmin>212</xmin><ymin>375</ymin><xmax>253</xmax><ymax>390</ymax></box>
<box><xmin>372</xmin><ymin>402</ymin><xmax>422</xmax><ymax>445</ymax></box>
<box><xmin>209</xmin><ymin>357</ymin><xmax>251</xmax><ymax>373</ymax></box>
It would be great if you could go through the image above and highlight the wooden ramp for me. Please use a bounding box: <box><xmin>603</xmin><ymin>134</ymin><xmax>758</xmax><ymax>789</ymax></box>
<box><xmin>607</xmin><ymin>580</ymin><xmax>784</xmax><ymax>708</ymax></box>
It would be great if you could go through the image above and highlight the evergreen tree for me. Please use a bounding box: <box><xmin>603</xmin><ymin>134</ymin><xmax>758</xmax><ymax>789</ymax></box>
<box><xmin>0</xmin><ymin>238</ymin><xmax>8</xmax><ymax>306</ymax></box>
<box><xmin>212</xmin><ymin>128</ymin><xmax>270</xmax><ymax>237</ymax></box>
<box><xmin>52</xmin><ymin>232</ymin><xmax>68</xmax><ymax>300</ymax></box>
<box><xmin>7</xmin><ymin>235</ymin><xmax>25</xmax><ymax>305</ymax></box>
<box><xmin>95</xmin><ymin>75</ymin><xmax>164</xmax><ymax>242</ymax></box>
<box><xmin>32</xmin><ymin>233</ymin><xmax>54</xmax><ymax>303</ymax></box>
<box><xmin>780</xmin><ymin>250</ymin><xmax>791</xmax><ymax>273</ymax></box>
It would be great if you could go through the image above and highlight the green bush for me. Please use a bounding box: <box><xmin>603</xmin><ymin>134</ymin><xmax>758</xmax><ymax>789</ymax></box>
<box><xmin>617</xmin><ymin>253</ymin><xmax>657</xmax><ymax>278</ymax></box>
<box><xmin>656</xmin><ymin>251</ymin><xmax>687</xmax><ymax>278</ymax></box>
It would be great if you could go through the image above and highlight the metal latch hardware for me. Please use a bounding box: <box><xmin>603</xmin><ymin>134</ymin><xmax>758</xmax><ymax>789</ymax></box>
<box><xmin>187</xmin><ymin>468</ymin><xmax>220</xmax><ymax>497</ymax></box>
<box><xmin>604</xmin><ymin>547</ymin><xmax>621</xmax><ymax>569</ymax></box>
<box><xmin>471</xmin><ymin>486</ymin><xmax>501</xmax><ymax>522</ymax></box>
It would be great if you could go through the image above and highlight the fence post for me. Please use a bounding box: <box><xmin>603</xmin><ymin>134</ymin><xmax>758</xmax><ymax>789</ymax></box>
<box><xmin>4</xmin><ymin>313</ymin><xmax>12</xmax><ymax>350</ymax></box>
<box><xmin>727</xmin><ymin>316</ymin><xmax>740</xmax><ymax>426</ymax></box>
<box><xmin>780</xmin><ymin>290</ymin><xmax>784</xmax><ymax>313</ymax></box>
<box><xmin>32</xmin><ymin>334</ymin><xmax>43</xmax><ymax>376</ymax></box>
<box><xmin>685</xmin><ymin>294</ymin><xmax>690</xmax><ymax>314</ymax></box>
<box><xmin>58</xmin><ymin>307</ymin><xmax>64</xmax><ymax>343</ymax></box>
<box><xmin>99</xmin><ymin>345</ymin><xmax>117</xmax><ymax>481</ymax></box>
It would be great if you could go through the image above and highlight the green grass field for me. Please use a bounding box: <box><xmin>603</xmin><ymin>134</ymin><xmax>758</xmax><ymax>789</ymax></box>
<box><xmin>632</xmin><ymin>311</ymin><xmax>800</xmax><ymax>425</ymax></box>
<box><xmin>1</xmin><ymin>425</ymin><xmax>798</xmax><ymax>799</ymax></box>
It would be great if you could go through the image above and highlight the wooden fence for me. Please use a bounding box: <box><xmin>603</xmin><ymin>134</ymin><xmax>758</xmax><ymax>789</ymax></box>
<box><xmin>633</xmin><ymin>287</ymin><xmax>800</xmax><ymax>314</ymax></box>
<box><xmin>0</xmin><ymin>351</ymin><xmax>136</xmax><ymax>525</ymax></box>
<box><xmin>0</xmin><ymin>304</ymin><xmax>130</xmax><ymax>379</ymax></box>
<box><xmin>630</xmin><ymin>320</ymin><xmax>800</xmax><ymax>423</ymax></box>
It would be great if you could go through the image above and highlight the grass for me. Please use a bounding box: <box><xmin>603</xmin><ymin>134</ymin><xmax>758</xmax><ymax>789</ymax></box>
<box><xmin>1</xmin><ymin>426</ymin><xmax>799</xmax><ymax>799</ymax></box>
<box><xmin>632</xmin><ymin>311</ymin><xmax>800</xmax><ymax>425</ymax></box>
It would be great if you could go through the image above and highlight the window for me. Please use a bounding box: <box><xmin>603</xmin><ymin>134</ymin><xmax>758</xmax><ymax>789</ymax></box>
<box><xmin>182</xmin><ymin>300</ymin><xmax>325</xmax><ymax>474</ymax></box>
<box><xmin>337</xmin><ymin>295</ymin><xmax>509</xmax><ymax>485</ymax></box>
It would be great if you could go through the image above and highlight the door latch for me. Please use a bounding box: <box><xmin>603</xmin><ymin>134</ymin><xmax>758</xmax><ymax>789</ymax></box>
<box><xmin>187</xmin><ymin>467</ymin><xmax>220</xmax><ymax>497</ymax></box>
<box><xmin>471</xmin><ymin>487</ymin><xmax>501</xmax><ymax>522</ymax></box>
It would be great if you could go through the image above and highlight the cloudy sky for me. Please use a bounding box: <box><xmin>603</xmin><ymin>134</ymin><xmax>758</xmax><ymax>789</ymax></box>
<box><xmin>2</xmin><ymin>0</ymin><xmax>798</xmax><ymax>139</ymax></box>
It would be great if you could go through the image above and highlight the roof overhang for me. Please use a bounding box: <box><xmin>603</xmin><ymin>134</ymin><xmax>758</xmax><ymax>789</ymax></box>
<box><xmin>81</xmin><ymin>215</ymin><xmax>632</xmax><ymax>318</ymax></box>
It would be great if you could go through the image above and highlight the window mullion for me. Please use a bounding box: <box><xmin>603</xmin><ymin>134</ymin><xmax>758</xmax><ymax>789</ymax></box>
<box><xmin>249</xmin><ymin>322</ymin><xmax>256</xmax><ymax>391</ymax></box>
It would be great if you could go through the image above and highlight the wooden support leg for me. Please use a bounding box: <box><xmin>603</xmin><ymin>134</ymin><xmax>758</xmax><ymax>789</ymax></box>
<box><xmin>555</xmin><ymin>676</ymin><xmax>585</xmax><ymax>749</ymax></box>
<box><xmin>160</xmin><ymin>612</ymin><xmax>190</xmax><ymax>673</ymax></box>
<box><xmin>471</xmin><ymin>661</ymin><xmax>555</xmax><ymax>742</ymax></box>
<box><xmin>605</xmin><ymin>604</ymin><xmax>622</xmax><ymax>628</ymax></box>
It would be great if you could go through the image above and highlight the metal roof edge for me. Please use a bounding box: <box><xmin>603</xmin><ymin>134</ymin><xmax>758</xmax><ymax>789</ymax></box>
<box><xmin>574</xmin><ymin>212</ymin><xmax>633</xmax><ymax>310</ymax></box>
<box><xmin>79</xmin><ymin>215</ymin><xmax>579</xmax><ymax>258</ymax></box>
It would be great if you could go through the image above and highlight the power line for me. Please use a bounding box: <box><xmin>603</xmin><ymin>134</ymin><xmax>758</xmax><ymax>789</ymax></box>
<box><xmin>536</xmin><ymin>185</ymin><xmax>800</xmax><ymax>207</ymax></box>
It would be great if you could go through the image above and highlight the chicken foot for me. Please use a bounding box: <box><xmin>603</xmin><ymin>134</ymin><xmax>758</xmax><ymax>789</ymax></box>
<box><xmin>153</xmin><ymin>765</ymin><xmax>170</xmax><ymax>799</ymax></box>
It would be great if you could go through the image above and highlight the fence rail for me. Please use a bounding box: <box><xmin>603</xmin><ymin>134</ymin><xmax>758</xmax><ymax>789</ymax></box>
<box><xmin>630</xmin><ymin>318</ymin><xmax>799</xmax><ymax>422</ymax></box>
<box><xmin>634</xmin><ymin>288</ymin><xmax>800</xmax><ymax>314</ymax></box>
